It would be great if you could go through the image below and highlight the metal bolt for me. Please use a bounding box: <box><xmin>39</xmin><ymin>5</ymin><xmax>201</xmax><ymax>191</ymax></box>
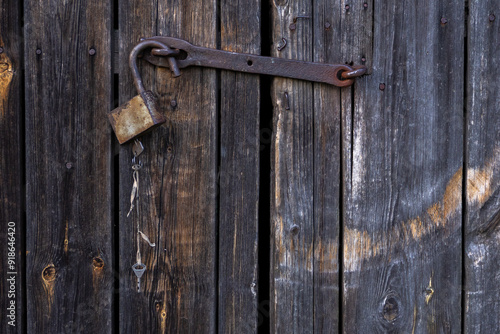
<box><xmin>0</xmin><ymin>47</ymin><xmax>4</xmax><ymax>54</ymax></box>
<box><xmin>324</xmin><ymin>22</ymin><xmax>331</xmax><ymax>30</ymax></box>
<box><xmin>489</xmin><ymin>14</ymin><xmax>495</xmax><ymax>22</ymax></box>
<box><xmin>89</xmin><ymin>48</ymin><xmax>96</xmax><ymax>56</ymax></box>
<box><xmin>379</xmin><ymin>83</ymin><xmax>386</xmax><ymax>91</ymax></box>
<box><xmin>66</xmin><ymin>162</ymin><xmax>73</xmax><ymax>169</ymax></box>
<box><xmin>363</xmin><ymin>2</ymin><xmax>368</xmax><ymax>8</ymax></box>
<box><xmin>440</xmin><ymin>17</ymin><xmax>448</xmax><ymax>25</ymax></box>
<box><xmin>170</xmin><ymin>99</ymin><xmax>177</xmax><ymax>108</ymax></box>
<box><xmin>289</xmin><ymin>23</ymin><xmax>296</xmax><ymax>31</ymax></box>
<box><xmin>361</xmin><ymin>57</ymin><xmax>366</xmax><ymax>62</ymax></box>
<box><xmin>36</xmin><ymin>49</ymin><xmax>42</xmax><ymax>55</ymax></box>
<box><xmin>345</xmin><ymin>4</ymin><xmax>350</xmax><ymax>10</ymax></box>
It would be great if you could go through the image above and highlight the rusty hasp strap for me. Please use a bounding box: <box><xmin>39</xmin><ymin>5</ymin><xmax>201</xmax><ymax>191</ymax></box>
<box><xmin>142</xmin><ymin>36</ymin><xmax>367</xmax><ymax>87</ymax></box>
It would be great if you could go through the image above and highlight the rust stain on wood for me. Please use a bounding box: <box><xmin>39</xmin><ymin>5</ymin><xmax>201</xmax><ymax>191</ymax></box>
<box><xmin>0</xmin><ymin>38</ymin><xmax>14</xmax><ymax>119</ymax></box>
<box><xmin>443</xmin><ymin>169</ymin><xmax>463</xmax><ymax>219</ymax></box>
<box><xmin>467</xmin><ymin>147</ymin><xmax>500</xmax><ymax>207</ymax></box>
<box><xmin>345</xmin><ymin>167</ymin><xmax>463</xmax><ymax>272</ymax></box>
<box><xmin>314</xmin><ymin>240</ymin><xmax>338</xmax><ymax>273</ymax></box>
<box><xmin>346</xmin><ymin>150</ymin><xmax>500</xmax><ymax>272</ymax></box>
<box><xmin>64</xmin><ymin>220</ymin><xmax>69</xmax><ymax>253</ymax></box>
<box><xmin>344</xmin><ymin>229</ymin><xmax>379</xmax><ymax>272</ymax></box>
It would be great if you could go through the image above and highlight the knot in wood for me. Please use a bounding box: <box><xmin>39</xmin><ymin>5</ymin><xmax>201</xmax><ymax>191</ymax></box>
<box><xmin>382</xmin><ymin>296</ymin><xmax>399</xmax><ymax>323</ymax></box>
<box><xmin>0</xmin><ymin>62</ymin><xmax>10</xmax><ymax>73</ymax></box>
<box><xmin>42</xmin><ymin>264</ymin><xmax>57</xmax><ymax>282</ymax></box>
<box><xmin>93</xmin><ymin>257</ymin><xmax>105</xmax><ymax>270</ymax></box>
<box><xmin>290</xmin><ymin>225</ymin><xmax>300</xmax><ymax>235</ymax></box>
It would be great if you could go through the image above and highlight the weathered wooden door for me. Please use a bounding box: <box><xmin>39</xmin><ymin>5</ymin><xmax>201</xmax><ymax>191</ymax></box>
<box><xmin>1</xmin><ymin>0</ymin><xmax>499</xmax><ymax>333</ymax></box>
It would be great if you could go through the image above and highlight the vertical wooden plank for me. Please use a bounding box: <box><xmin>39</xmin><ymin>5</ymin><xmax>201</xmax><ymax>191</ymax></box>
<box><xmin>118</xmin><ymin>0</ymin><xmax>217</xmax><ymax>332</ymax></box>
<box><xmin>343</xmin><ymin>0</ymin><xmax>464</xmax><ymax>333</ymax></box>
<box><xmin>0</xmin><ymin>0</ymin><xmax>23</xmax><ymax>332</ymax></box>
<box><xmin>270</xmin><ymin>0</ymin><xmax>315</xmax><ymax>332</ymax></box>
<box><xmin>465</xmin><ymin>1</ymin><xmax>500</xmax><ymax>332</ymax></box>
<box><xmin>312</xmin><ymin>1</ymin><xmax>344</xmax><ymax>332</ymax></box>
<box><xmin>339</xmin><ymin>1</ymin><xmax>374</xmax><ymax>332</ymax></box>
<box><xmin>219</xmin><ymin>0</ymin><xmax>261</xmax><ymax>332</ymax></box>
<box><xmin>24</xmin><ymin>0</ymin><xmax>113</xmax><ymax>333</ymax></box>
<box><xmin>117</xmin><ymin>2</ymin><xmax>158</xmax><ymax>333</ymax></box>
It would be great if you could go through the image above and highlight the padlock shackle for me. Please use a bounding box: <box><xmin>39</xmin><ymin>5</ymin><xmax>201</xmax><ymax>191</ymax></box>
<box><xmin>129</xmin><ymin>40</ymin><xmax>180</xmax><ymax>95</ymax></box>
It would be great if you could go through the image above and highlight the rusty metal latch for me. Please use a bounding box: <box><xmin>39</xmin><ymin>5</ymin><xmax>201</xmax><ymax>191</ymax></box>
<box><xmin>142</xmin><ymin>36</ymin><xmax>367</xmax><ymax>87</ymax></box>
<box><xmin>108</xmin><ymin>37</ymin><xmax>368</xmax><ymax>144</ymax></box>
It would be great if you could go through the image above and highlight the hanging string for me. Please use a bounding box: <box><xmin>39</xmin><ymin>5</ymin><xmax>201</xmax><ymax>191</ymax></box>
<box><xmin>127</xmin><ymin>160</ymin><xmax>141</xmax><ymax>217</ymax></box>
<box><xmin>129</xmin><ymin>139</ymin><xmax>156</xmax><ymax>292</ymax></box>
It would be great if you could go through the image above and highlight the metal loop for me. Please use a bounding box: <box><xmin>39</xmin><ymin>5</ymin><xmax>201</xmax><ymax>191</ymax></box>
<box><xmin>341</xmin><ymin>65</ymin><xmax>367</xmax><ymax>79</ymax></box>
<box><xmin>131</xmin><ymin>156</ymin><xmax>143</xmax><ymax>169</ymax></box>
<box><xmin>151</xmin><ymin>48</ymin><xmax>181</xmax><ymax>57</ymax></box>
<box><xmin>129</xmin><ymin>40</ymin><xmax>181</xmax><ymax>95</ymax></box>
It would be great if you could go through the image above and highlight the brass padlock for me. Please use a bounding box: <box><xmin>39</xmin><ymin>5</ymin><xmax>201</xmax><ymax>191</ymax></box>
<box><xmin>108</xmin><ymin>40</ymin><xmax>180</xmax><ymax>144</ymax></box>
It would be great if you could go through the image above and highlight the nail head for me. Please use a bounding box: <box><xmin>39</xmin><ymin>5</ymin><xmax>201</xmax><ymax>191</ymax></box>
<box><xmin>363</xmin><ymin>3</ymin><xmax>368</xmax><ymax>8</ymax></box>
<box><xmin>289</xmin><ymin>23</ymin><xmax>296</xmax><ymax>31</ymax></box>
<box><xmin>36</xmin><ymin>49</ymin><xmax>42</xmax><ymax>55</ymax></box>
<box><xmin>379</xmin><ymin>83</ymin><xmax>386</xmax><ymax>91</ymax></box>
<box><xmin>345</xmin><ymin>4</ymin><xmax>350</xmax><ymax>10</ymax></box>
<box><xmin>89</xmin><ymin>48</ymin><xmax>96</xmax><ymax>56</ymax></box>
<box><xmin>66</xmin><ymin>162</ymin><xmax>73</xmax><ymax>169</ymax></box>
<box><xmin>489</xmin><ymin>14</ymin><xmax>495</xmax><ymax>22</ymax></box>
<box><xmin>324</xmin><ymin>22</ymin><xmax>331</xmax><ymax>29</ymax></box>
<box><xmin>440</xmin><ymin>17</ymin><xmax>448</xmax><ymax>25</ymax></box>
<box><xmin>170</xmin><ymin>99</ymin><xmax>177</xmax><ymax>108</ymax></box>
<box><xmin>0</xmin><ymin>48</ymin><xmax>4</xmax><ymax>54</ymax></box>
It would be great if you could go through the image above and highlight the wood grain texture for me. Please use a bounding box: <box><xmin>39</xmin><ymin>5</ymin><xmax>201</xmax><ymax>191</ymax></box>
<box><xmin>312</xmin><ymin>1</ymin><xmax>347</xmax><ymax>332</ymax></box>
<box><xmin>342</xmin><ymin>0</ymin><xmax>464</xmax><ymax>332</ymax></box>
<box><xmin>24</xmin><ymin>0</ymin><xmax>113</xmax><ymax>333</ymax></box>
<box><xmin>118</xmin><ymin>1</ymin><xmax>217</xmax><ymax>333</ymax></box>
<box><xmin>270</xmin><ymin>0</ymin><xmax>315</xmax><ymax>332</ymax></box>
<box><xmin>0</xmin><ymin>0</ymin><xmax>23</xmax><ymax>332</ymax></box>
<box><xmin>465</xmin><ymin>1</ymin><xmax>500</xmax><ymax>332</ymax></box>
<box><xmin>219</xmin><ymin>0</ymin><xmax>261</xmax><ymax>332</ymax></box>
